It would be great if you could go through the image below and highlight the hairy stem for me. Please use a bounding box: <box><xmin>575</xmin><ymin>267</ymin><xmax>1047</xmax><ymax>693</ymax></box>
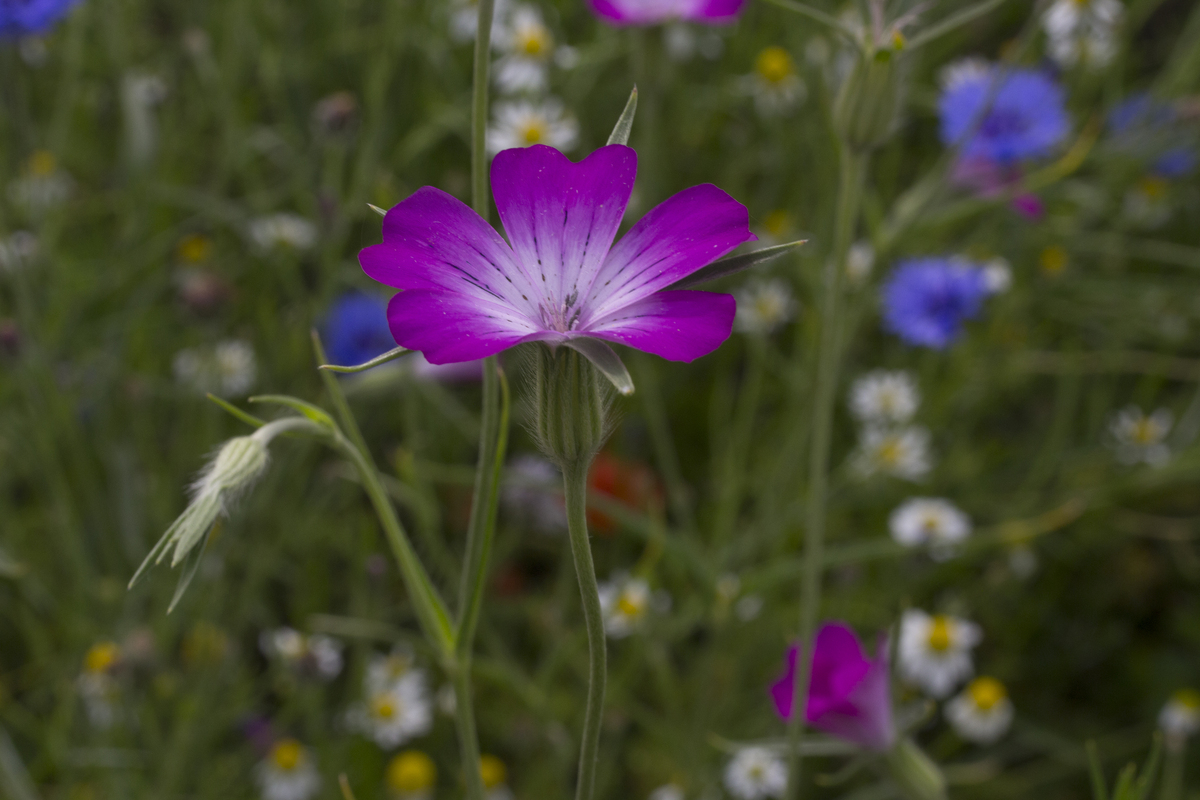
<box><xmin>786</xmin><ymin>146</ymin><xmax>869</xmax><ymax>798</ymax></box>
<box><xmin>563</xmin><ymin>459</ymin><xmax>607</xmax><ymax>800</ymax></box>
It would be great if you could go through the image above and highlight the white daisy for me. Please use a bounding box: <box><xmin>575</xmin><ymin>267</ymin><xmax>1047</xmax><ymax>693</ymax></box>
<box><xmin>649</xmin><ymin>783</ymin><xmax>685</xmax><ymax>800</ymax></box>
<box><xmin>981</xmin><ymin>257</ymin><xmax>1012</xmax><ymax>293</ymax></box>
<box><xmin>366</xmin><ymin>647</ymin><xmax>417</xmax><ymax>695</ymax></box>
<box><xmin>349</xmin><ymin>671</ymin><xmax>433</xmax><ymax>749</ymax></box>
<box><xmin>0</xmin><ymin>231</ymin><xmax>38</xmax><ymax>273</ymax></box>
<box><xmin>723</xmin><ymin>746</ymin><xmax>787</xmax><ymax>800</ymax></box>
<box><xmin>121</xmin><ymin>72</ymin><xmax>168</xmax><ymax>167</ymax></box>
<box><xmin>259</xmin><ymin>628</ymin><xmax>343</xmax><ymax>680</ymax></box>
<box><xmin>173</xmin><ymin>339</ymin><xmax>257</xmax><ymax>397</ymax></box>
<box><xmin>480</xmin><ymin>755</ymin><xmax>514</xmax><ymax>800</ymax></box>
<box><xmin>487</xmin><ymin>99</ymin><xmax>578</xmax><ymax>154</ymax></box>
<box><xmin>248</xmin><ymin>213</ymin><xmax>318</xmax><ymax>252</ymax></box>
<box><xmin>7</xmin><ymin>151</ymin><xmax>72</xmax><ymax>216</ymax></box>
<box><xmin>938</xmin><ymin>57</ymin><xmax>991</xmax><ymax>90</ymax></box>
<box><xmin>663</xmin><ymin>23</ymin><xmax>722</xmax><ymax>61</ymax></box>
<box><xmin>449</xmin><ymin>0</ymin><xmax>512</xmax><ymax>43</ymax></box>
<box><xmin>598</xmin><ymin>573</ymin><xmax>653</xmax><ymax>639</ymax></box>
<box><xmin>1042</xmin><ymin>0</ymin><xmax>1123</xmax><ymax>70</ymax></box>
<box><xmin>734</xmin><ymin>278</ymin><xmax>798</xmax><ymax>334</ymax></box>
<box><xmin>256</xmin><ymin>739</ymin><xmax>320</xmax><ymax>800</ymax></box>
<box><xmin>78</xmin><ymin>642</ymin><xmax>121</xmax><ymax>729</ymax></box>
<box><xmin>1159</xmin><ymin>688</ymin><xmax>1200</xmax><ymax>750</ymax></box>
<box><xmin>849</xmin><ymin>371</ymin><xmax>920</xmax><ymax>424</ymax></box>
<box><xmin>1121</xmin><ymin>175</ymin><xmax>1172</xmax><ymax>229</ymax></box>
<box><xmin>898</xmin><ymin>609</ymin><xmax>982</xmax><ymax>698</ymax></box>
<box><xmin>889</xmin><ymin>497</ymin><xmax>972</xmax><ymax>556</ymax></box>
<box><xmin>743</xmin><ymin>46</ymin><xmax>805</xmax><ymax>117</ymax></box>
<box><xmin>854</xmin><ymin>426</ymin><xmax>932</xmax><ymax>480</ymax></box>
<box><xmin>1109</xmin><ymin>405</ymin><xmax>1172</xmax><ymax>466</ymax></box>
<box><xmin>946</xmin><ymin>676</ymin><xmax>1014</xmax><ymax>744</ymax></box>
<box><xmin>493</xmin><ymin>6</ymin><xmax>554</xmax><ymax>94</ymax></box>
<box><xmin>845</xmin><ymin>239</ymin><xmax>875</xmax><ymax>284</ymax></box>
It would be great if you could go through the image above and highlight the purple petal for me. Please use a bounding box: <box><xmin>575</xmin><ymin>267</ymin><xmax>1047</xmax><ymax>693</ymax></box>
<box><xmin>386</xmin><ymin>290</ymin><xmax>543</xmax><ymax>364</ymax></box>
<box><xmin>360</xmin><ymin>187</ymin><xmax>537</xmax><ymax>317</ymax></box>
<box><xmin>491</xmin><ymin>144</ymin><xmax>636</xmax><ymax>321</ymax></box>
<box><xmin>585</xmin><ymin>185</ymin><xmax>755</xmax><ymax>319</ymax></box>
<box><xmin>771</xmin><ymin>644</ymin><xmax>799</xmax><ymax>720</ymax></box>
<box><xmin>690</xmin><ymin>0</ymin><xmax>747</xmax><ymax>22</ymax></box>
<box><xmin>807</xmin><ymin>625</ymin><xmax>895</xmax><ymax>752</ymax></box>
<box><xmin>584</xmin><ymin>290</ymin><xmax>735</xmax><ymax>362</ymax></box>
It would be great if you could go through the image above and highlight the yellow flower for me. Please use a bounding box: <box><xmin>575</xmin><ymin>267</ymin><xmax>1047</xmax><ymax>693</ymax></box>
<box><xmin>926</xmin><ymin>616</ymin><xmax>952</xmax><ymax>652</ymax></box>
<box><xmin>967</xmin><ymin>676</ymin><xmax>1007</xmax><ymax>711</ymax></box>
<box><xmin>1039</xmin><ymin>245</ymin><xmax>1068</xmax><ymax>275</ymax></box>
<box><xmin>516</xmin><ymin>23</ymin><xmax>551</xmax><ymax>57</ymax></box>
<box><xmin>755</xmin><ymin>47</ymin><xmax>795</xmax><ymax>85</ymax></box>
<box><xmin>520</xmin><ymin>119</ymin><xmax>548</xmax><ymax>145</ymax></box>
<box><xmin>479</xmin><ymin>755</ymin><xmax>507</xmax><ymax>790</ymax></box>
<box><xmin>271</xmin><ymin>739</ymin><xmax>305</xmax><ymax>772</ymax></box>
<box><xmin>177</xmin><ymin>234</ymin><xmax>213</xmax><ymax>264</ymax></box>
<box><xmin>84</xmin><ymin>642</ymin><xmax>120</xmax><ymax>673</ymax></box>
<box><xmin>388</xmin><ymin>750</ymin><xmax>436</xmax><ymax>793</ymax></box>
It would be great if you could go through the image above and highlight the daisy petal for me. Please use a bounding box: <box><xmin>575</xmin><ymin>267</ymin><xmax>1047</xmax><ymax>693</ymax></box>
<box><xmin>585</xmin><ymin>289</ymin><xmax>735</xmax><ymax>362</ymax></box>
<box><xmin>587</xmin><ymin>184</ymin><xmax>755</xmax><ymax>318</ymax></box>
<box><xmin>387</xmin><ymin>290</ymin><xmax>540</xmax><ymax>364</ymax></box>
<box><xmin>491</xmin><ymin>144</ymin><xmax>636</xmax><ymax>316</ymax></box>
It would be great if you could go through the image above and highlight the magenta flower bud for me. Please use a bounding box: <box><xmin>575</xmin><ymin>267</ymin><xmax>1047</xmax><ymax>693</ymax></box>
<box><xmin>770</xmin><ymin>622</ymin><xmax>895</xmax><ymax>751</ymax></box>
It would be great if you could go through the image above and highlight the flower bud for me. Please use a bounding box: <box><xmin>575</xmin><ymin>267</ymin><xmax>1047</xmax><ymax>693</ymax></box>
<box><xmin>198</xmin><ymin>435</ymin><xmax>270</xmax><ymax>496</ymax></box>
<box><xmin>532</xmin><ymin>345</ymin><xmax>610</xmax><ymax>469</ymax></box>
<box><xmin>833</xmin><ymin>45</ymin><xmax>908</xmax><ymax>151</ymax></box>
<box><xmin>885</xmin><ymin>738</ymin><xmax>947</xmax><ymax>800</ymax></box>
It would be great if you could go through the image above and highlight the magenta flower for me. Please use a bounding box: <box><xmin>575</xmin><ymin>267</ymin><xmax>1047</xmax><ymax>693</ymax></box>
<box><xmin>587</xmin><ymin>0</ymin><xmax>748</xmax><ymax>27</ymax></box>
<box><xmin>771</xmin><ymin>622</ymin><xmax>895</xmax><ymax>751</ymax></box>
<box><xmin>360</xmin><ymin>145</ymin><xmax>754</xmax><ymax>368</ymax></box>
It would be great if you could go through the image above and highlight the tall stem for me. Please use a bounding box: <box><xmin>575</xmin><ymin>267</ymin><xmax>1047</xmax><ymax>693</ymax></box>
<box><xmin>452</xmin><ymin>1</ymin><xmax>500</xmax><ymax>795</ymax></box>
<box><xmin>563</xmin><ymin>460</ymin><xmax>607</xmax><ymax>800</ymax></box>
<box><xmin>785</xmin><ymin>146</ymin><xmax>868</xmax><ymax>798</ymax></box>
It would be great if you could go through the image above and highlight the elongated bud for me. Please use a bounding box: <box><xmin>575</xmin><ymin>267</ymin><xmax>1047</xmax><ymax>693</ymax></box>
<box><xmin>532</xmin><ymin>344</ymin><xmax>610</xmax><ymax>469</ymax></box>
<box><xmin>885</xmin><ymin>738</ymin><xmax>947</xmax><ymax>800</ymax></box>
<box><xmin>198</xmin><ymin>435</ymin><xmax>270</xmax><ymax>496</ymax></box>
<box><xmin>833</xmin><ymin>45</ymin><xmax>908</xmax><ymax>152</ymax></box>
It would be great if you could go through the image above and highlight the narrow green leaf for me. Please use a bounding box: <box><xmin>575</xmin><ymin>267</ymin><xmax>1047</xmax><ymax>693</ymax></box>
<box><xmin>564</xmin><ymin>338</ymin><xmax>635</xmax><ymax>396</ymax></box>
<box><xmin>128</xmin><ymin>514</ymin><xmax>185</xmax><ymax>588</ymax></box>
<box><xmin>606</xmin><ymin>87</ymin><xmax>639</xmax><ymax>146</ymax></box>
<box><xmin>206</xmin><ymin>393</ymin><xmax>266</xmax><ymax>428</ymax></box>
<box><xmin>248</xmin><ymin>395</ymin><xmax>337</xmax><ymax>429</ymax></box>
<box><xmin>760</xmin><ymin>0</ymin><xmax>858</xmax><ymax>39</ymax></box>
<box><xmin>906</xmin><ymin>0</ymin><xmax>1007</xmax><ymax>50</ymax></box>
<box><xmin>668</xmin><ymin>239</ymin><xmax>808</xmax><ymax>290</ymax></box>
<box><xmin>1132</xmin><ymin>735</ymin><xmax>1162</xmax><ymax>800</ymax></box>
<box><xmin>368</xmin><ymin>203</ymin><xmax>387</xmax><ymax>217</ymax></box>
<box><xmin>319</xmin><ymin>345</ymin><xmax>409</xmax><ymax>373</ymax></box>
<box><xmin>167</xmin><ymin>527</ymin><xmax>213</xmax><ymax>614</ymax></box>
<box><xmin>1087</xmin><ymin>741</ymin><xmax>1110</xmax><ymax>800</ymax></box>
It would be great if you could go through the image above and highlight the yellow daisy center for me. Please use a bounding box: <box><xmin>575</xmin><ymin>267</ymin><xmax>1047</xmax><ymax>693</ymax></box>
<box><xmin>29</xmin><ymin>150</ymin><xmax>57</xmax><ymax>177</ymax></box>
<box><xmin>876</xmin><ymin>437</ymin><xmax>903</xmax><ymax>466</ymax></box>
<box><xmin>967</xmin><ymin>676</ymin><xmax>1007</xmax><ymax>711</ymax></box>
<box><xmin>1039</xmin><ymin>245</ymin><xmax>1068</xmax><ymax>275</ymax></box>
<box><xmin>480</xmin><ymin>755</ymin><xmax>507</xmax><ymax>789</ymax></box>
<box><xmin>387</xmin><ymin>750</ymin><xmax>437</xmax><ymax>792</ymax></box>
<box><xmin>1139</xmin><ymin>176</ymin><xmax>1168</xmax><ymax>200</ymax></box>
<box><xmin>756</xmin><ymin>47</ymin><xmax>795</xmax><ymax>85</ymax></box>
<box><xmin>927</xmin><ymin>616</ymin><xmax>953</xmax><ymax>652</ymax></box>
<box><xmin>520</xmin><ymin>119</ymin><xmax>548</xmax><ymax>145</ymax></box>
<box><xmin>617</xmin><ymin>590</ymin><xmax>645</xmax><ymax>618</ymax></box>
<box><xmin>518</xmin><ymin>25</ymin><xmax>551</xmax><ymax>57</ymax></box>
<box><xmin>84</xmin><ymin>642</ymin><xmax>120</xmax><ymax>673</ymax></box>
<box><xmin>921</xmin><ymin>514</ymin><xmax>941</xmax><ymax>533</ymax></box>
<box><xmin>372</xmin><ymin>694</ymin><xmax>398</xmax><ymax>720</ymax></box>
<box><xmin>1131</xmin><ymin>418</ymin><xmax>1159</xmax><ymax>444</ymax></box>
<box><xmin>177</xmin><ymin>234</ymin><xmax>212</xmax><ymax>264</ymax></box>
<box><xmin>271</xmin><ymin>739</ymin><xmax>304</xmax><ymax>772</ymax></box>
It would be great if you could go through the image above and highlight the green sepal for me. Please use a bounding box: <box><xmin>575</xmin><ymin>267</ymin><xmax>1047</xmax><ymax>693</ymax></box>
<box><xmin>606</xmin><ymin>87</ymin><xmax>638</xmax><ymax>146</ymax></box>
<box><xmin>248</xmin><ymin>395</ymin><xmax>337</xmax><ymax>430</ymax></box>
<box><xmin>564</xmin><ymin>338</ymin><xmax>635</xmax><ymax>396</ymax></box>
<box><xmin>319</xmin><ymin>345</ymin><xmax>409</xmax><ymax>374</ymax></box>
<box><xmin>206</xmin><ymin>393</ymin><xmax>266</xmax><ymax>428</ymax></box>
<box><xmin>368</xmin><ymin>203</ymin><xmax>387</xmax><ymax>217</ymax></box>
<box><xmin>167</xmin><ymin>526</ymin><xmax>215</xmax><ymax>614</ymax></box>
<box><xmin>668</xmin><ymin>239</ymin><xmax>807</xmax><ymax>290</ymax></box>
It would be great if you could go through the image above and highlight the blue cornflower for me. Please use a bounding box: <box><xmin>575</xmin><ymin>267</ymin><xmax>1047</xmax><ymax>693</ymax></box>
<box><xmin>939</xmin><ymin>65</ymin><xmax>1069</xmax><ymax>163</ymax></box>
<box><xmin>323</xmin><ymin>292</ymin><xmax>395</xmax><ymax>369</ymax></box>
<box><xmin>0</xmin><ymin>0</ymin><xmax>81</xmax><ymax>38</ymax></box>
<box><xmin>881</xmin><ymin>259</ymin><xmax>989</xmax><ymax>349</ymax></box>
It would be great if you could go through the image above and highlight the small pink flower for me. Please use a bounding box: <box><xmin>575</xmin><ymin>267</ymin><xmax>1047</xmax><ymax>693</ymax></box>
<box><xmin>586</xmin><ymin>0</ymin><xmax>748</xmax><ymax>26</ymax></box>
<box><xmin>771</xmin><ymin>622</ymin><xmax>895</xmax><ymax>751</ymax></box>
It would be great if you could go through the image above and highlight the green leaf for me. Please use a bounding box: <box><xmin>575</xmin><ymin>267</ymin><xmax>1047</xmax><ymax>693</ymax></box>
<box><xmin>1087</xmin><ymin>741</ymin><xmax>1109</xmax><ymax>800</ymax></box>
<box><xmin>319</xmin><ymin>345</ymin><xmax>409</xmax><ymax>373</ymax></box>
<box><xmin>205</xmin><ymin>394</ymin><xmax>266</xmax><ymax>428</ymax></box>
<box><xmin>564</xmin><ymin>338</ymin><xmax>635</xmax><ymax>396</ymax></box>
<box><xmin>906</xmin><ymin>0</ymin><xmax>1007</xmax><ymax>50</ymax></box>
<box><xmin>606</xmin><ymin>87</ymin><xmax>638</xmax><ymax>146</ymax></box>
<box><xmin>668</xmin><ymin>239</ymin><xmax>807</xmax><ymax>290</ymax></box>
<box><xmin>248</xmin><ymin>395</ymin><xmax>337</xmax><ymax>429</ymax></box>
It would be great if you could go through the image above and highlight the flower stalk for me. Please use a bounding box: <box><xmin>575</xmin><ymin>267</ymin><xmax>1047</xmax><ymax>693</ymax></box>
<box><xmin>786</xmin><ymin>145</ymin><xmax>870</xmax><ymax>797</ymax></box>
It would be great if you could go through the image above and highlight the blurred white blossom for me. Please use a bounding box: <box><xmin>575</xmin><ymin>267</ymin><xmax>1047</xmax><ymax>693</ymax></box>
<box><xmin>845</xmin><ymin>239</ymin><xmax>876</xmax><ymax>284</ymax></box>
<box><xmin>743</xmin><ymin>46</ymin><xmax>805</xmax><ymax>117</ymax></box>
<box><xmin>890</xmin><ymin>497</ymin><xmax>971</xmax><ymax>557</ymax></box>
<box><xmin>7</xmin><ymin>151</ymin><xmax>72</xmax><ymax>216</ymax></box>
<box><xmin>249</xmin><ymin>213</ymin><xmax>318</xmax><ymax>252</ymax></box>
<box><xmin>0</xmin><ymin>231</ymin><xmax>38</xmax><ymax>273</ymax></box>
<box><xmin>487</xmin><ymin>99</ymin><xmax>578</xmax><ymax>153</ymax></box>
<box><xmin>854</xmin><ymin>426</ymin><xmax>932</xmax><ymax>480</ymax></box>
<box><xmin>78</xmin><ymin>642</ymin><xmax>121</xmax><ymax>729</ymax></box>
<box><xmin>946</xmin><ymin>676</ymin><xmax>1014</xmax><ymax>744</ymax></box>
<box><xmin>259</xmin><ymin>627</ymin><xmax>343</xmax><ymax>681</ymax></box>
<box><xmin>724</xmin><ymin>746</ymin><xmax>786</xmax><ymax>800</ymax></box>
<box><xmin>493</xmin><ymin>6</ymin><xmax>553</xmax><ymax>94</ymax></box>
<box><xmin>899</xmin><ymin>609</ymin><xmax>981</xmax><ymax>698</ymax></box>
<box><xmin>734</xmin><ymin>278</ymin><xmax>797</xmax><ymax>334</ymax></box>
<box><xmin>598</xmin><ymin>573</ymin><xmax>654</xmax><ymax>639</ymax></box>
<box><xmin>1043</xmin><ymin>0</ymin><xmax>1122</xmax><ymax>69</ymax></box>
<box><xmin>256</xmin><ymin>739</ymin><xmax>320</xmax><ymax>800</ymax></box>
<box><xmin>173</xmin><ymin>339</ymin><xmax>257</xmax><ymax>397</ymax></box>
<box><xmin>348</xmin><ymin>669</ymin><xmax>433</xmax><ymax>749</ymax></box>
<box><xmin>1109</xmin><ymin>405</ymin><xmax>1172</xmax><ymax>466</ymax></box>
<box><xmin>850</xmin><ymin>370</ymin><xmax>920</xmax><ymax>425</ymax></box>
<box><xmin>982</xmin><ymin>257</ymin><xmax>1012</xmax><ymax>293</ymax></box>
<box><xmin>1159</xmin><ymin>688</ymin><xmax>1200</xmax><ymax>751</ymax></box>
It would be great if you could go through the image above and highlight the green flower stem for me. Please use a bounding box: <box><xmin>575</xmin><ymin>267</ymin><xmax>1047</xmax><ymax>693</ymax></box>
<box><xmin>563</xmin><ymin>459</ymin><xmax>608</xmax><ymax>800</ymax></box>
<box><xmin>786</xmin><ymin>146</ymin><xmax>869</xmax><ymax>798</ymax></box>
<box><xmin>1158</xmin><ymin>744</ymin><xmax>1184</xmax><ymax>800</ymax></box>
<box><xmin>471</xmin><ymin>0</ymin><xmax>497</xmax><ymax>222</ymax></box>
